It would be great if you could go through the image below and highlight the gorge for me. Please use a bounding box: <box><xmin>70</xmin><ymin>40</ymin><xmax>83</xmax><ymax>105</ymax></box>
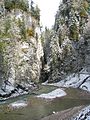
<box><xmin>0</xmin><ymin>0</ymin><xmax>90</xmax><ymax>120</ymax></box>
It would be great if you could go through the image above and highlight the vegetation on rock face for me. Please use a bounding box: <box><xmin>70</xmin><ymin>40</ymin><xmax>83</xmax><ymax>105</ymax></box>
<box><xmin>30</xmin><ymin>2</ymin><xmax>40</xmax><ymax>23</ymax></box>
<box><xmin>18</xmin><ymin>18</ymin><xmax>26</xmax><ymax>40</ymax></box>
<box><xmin>0</xmin><ymin>0</ymin><xmax>42</xmax><ymax>85</ymax></box>
<box><xmin>27</xmin><ymin>28</ymin><xmax>35</xmax><ymax>37</ymax></box>
<box><xmin>82</xmin><ymin>0</ymin><xmax>89</xmax><ymax>10</ymax></box>
<box><xmin>0</xmin><ymin>41</ymin><xmax>8</xmax><ymax>78</ymax></box>
<box><xmin>4</xmin><ymin>0</ymin><xmax>29</xmax><ymax>12</ymax></box>
<box><xmin>40</xmin><ymin>0</ymin><xmax>90</xmax><ymax>83</ymax></box>
<box><xmin>0</xmin><ymin>42</ymin><xmax>6</xmax><ymax>52</ymax></box>
<box><xmin>2</xmin><ymin>0</ymin><xmax>40</xmax><ymax>41</ymax></box>
<box><xmin>79</xmin><ymin>7</ymin><xmax>88</xmax><ymax>18</ymax></box>
<box><xmin>69</xmin><ymin>23</ymin><xmax>79</xmax><ymax>41</ymax></box>
<box><xmin>33</xmin><ymin>5</ymin><xmax>40</xmax><ymax>22</ymax></box>
<box><xmin>54</xmin><ymin>0</ymin><xmax>89</xmax><ymax>42</ymax></box>
<box><xmin>88</xmin><ymin>0</ymin><xmax>90</xmax><ymax>13</ymax></box>
<box><xmin>4</xmin><ymin>0</ymin><xmax>40</xmax><ymax>21</ymax></box>
<box><xmin>4</xmin><ymin>16</ymin><xmax>11</xmax><ymax>34</ymax></box>
<box><xmin>18</xmin><ymin>19</ymin><xmax>35</xmax><ymax>39</ymax></box>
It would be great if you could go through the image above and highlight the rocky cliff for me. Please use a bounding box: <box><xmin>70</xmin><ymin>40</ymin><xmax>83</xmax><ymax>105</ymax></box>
<box><xmin>41</xmin><ymin>0</ymin><xmax>90</xmax><ymax>84</ymax></box>
<box><xmin>0</xmin><ymin>0</ymin><xmax>43</xmax><ymax>97</ymax></box>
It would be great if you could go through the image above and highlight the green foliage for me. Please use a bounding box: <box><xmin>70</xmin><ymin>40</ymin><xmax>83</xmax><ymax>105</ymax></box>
<box><xmin>61</xmin><ymin>7</ymin><xmax>70</xmax><ymax>19</ymax></box>
<box><xmin>60</xmin><ymin>18</ymin><xmax>65</xmax><ymax>25</ymax></box>
<box><xmin>0</xmin><ymin>33</ymin><xmax>11</xmax><ymax>39</ymax></box>
<box><xmin>31</xmin><ymin>5</ymin><xmax>40</xmax><ymax>21</ymax></box>
<box><xmin>79</xmin><ymin>0</ymin><xmax>89</xmax><ymax>17</ymax></box>
<box><xmin>0</xmin><ymin>42</ymin><xmax>6</xmax><ymax>52</ymax></box>
<box><xmin>4</xmin><ymin>17</ymin><xmax>11</xmax><ymax>34</ymax></box>
<box><xmin>69</xmin><ymin>24</ymin><xmax>79</xmax><ymax>41</ymax></box>
<box><xmin>82</xmin><ymin>0</ymin><xmax>89</xmax><ymax>10</ymax></box>
<box><xmin>58</xmin><ymin>35</ymin><xmax>64</xmax><ymax>47</ymax></box>
<box><xmin>40</xmin><ymin>35</ymin><xmax>44</xmax><ymax>45</ymax></box>
<box><xmin>79</xmin><ymin>8</ymin><xmax>88</xmax><ymax>18</ymax></box>
<box><xmin>27</xmin><ymin>28</ymin><xmax>35</xmax><ymax>37</ymax></box>
<box><xmin>4</xmin><ymin>0</ymin><xmax>29</xmax><ymax>12</ymax></box>
<box><xmin>63</xmin><ymin>45</ymin><xmax>69</xmax><ymax>57</ymax></box>
<box><xmin>0</xmin><ymin>41</ymin><xmax>8</xmax><ymax>80</ymax></box>
<box><xmin>88</xmin><ymin>3</ymin><xmax>90</xmax><ymax>14</ymax></box>
<box><xmin>18</xmin><ymin>18</ymin><xmax>26</xmax><ymax>40</ymax></box>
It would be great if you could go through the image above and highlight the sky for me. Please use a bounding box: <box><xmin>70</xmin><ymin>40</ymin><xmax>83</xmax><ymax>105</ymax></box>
<box><xmin>32</xmin><ymin>0</ymin><xmax>62</xmax><ymax>29</ymax></box>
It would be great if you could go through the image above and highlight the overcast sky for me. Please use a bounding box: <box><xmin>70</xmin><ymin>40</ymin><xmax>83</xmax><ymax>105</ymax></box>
<box><xmin>32</xmin><ymin>0</ymin><xmax>62</xmax><ymax>29</ymax></box>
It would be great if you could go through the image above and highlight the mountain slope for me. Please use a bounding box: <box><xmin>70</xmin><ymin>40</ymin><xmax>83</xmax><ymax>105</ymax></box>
<box><xmin>42</xmin><ymin>0</ymin><xmax>90</xmax><ymax>83</ymax></box>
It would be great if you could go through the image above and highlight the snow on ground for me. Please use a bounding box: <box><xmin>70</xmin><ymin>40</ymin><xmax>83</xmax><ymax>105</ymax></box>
<box><xmin>8</xmin><ymin>100</ymin><xmax>27</xmax><ymax>109</ymax></box>
<box><xmin>42</xmin><ymin>80</ymin><xmax>49</xmax><ymax>85</ymax></box>
<box><xmin>37</xmin><ymin>88</ymin><xmax>66</xmax><ymax>99</ymax></box>
<box><xmin>43</xmin><ymin>69</ymin><xmax>90</xmax><ymax>92</ymax></box>
<box><xmin>64</xmin><ymin>73</ymin><xmax>90</xmax><ymax>92</ymax></box>
<box><xmin>72</xmin><ymin>105</ymin><xmax>90</xmax><ymax>120</ymax></box>
<box><xmin>80</xmin><ymin>80</ymin><xmax>90</xmax><ymax>92</ymax></box>
<box><xmin>64</xmin><ymin>73</ymin><xmax>89</xmax><ymax>88</ymax></box>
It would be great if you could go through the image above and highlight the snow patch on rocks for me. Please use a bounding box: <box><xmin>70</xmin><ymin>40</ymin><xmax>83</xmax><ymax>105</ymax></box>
<box><xmin>80</xmin><ymin>81</ymin><xmax>90</xmax><ymax>91</ymax></box>
<box><xmin>72</xmin><ymin>105</ymin><xmax>90</xmax><ymax>120</ymax></box>
<box><xmin>45</xmin><ymin>69</ymin><xmax>90</xmax><ymax>92</ymax></box>
<box><xmin>37</xmin><ymin>88</ymin><xmax>66</xmax><ymax>99</ymax></box>
<box><xmin>64</xmin><ymin>74</ymin><xmax>89</xmax><ymax>88</ymax></box>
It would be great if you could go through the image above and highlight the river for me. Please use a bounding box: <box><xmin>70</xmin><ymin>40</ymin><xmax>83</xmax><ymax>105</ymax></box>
<box><xmin>0</xmin><ymin>85</ymin><xmax>90</xmax><ymax>120</ymax></box>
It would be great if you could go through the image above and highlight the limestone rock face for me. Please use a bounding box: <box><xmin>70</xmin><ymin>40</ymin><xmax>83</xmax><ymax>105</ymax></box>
<box><xmin>5</xmin><ymin>38</ymin><xmax>43</xmax><ymax>85</ymax></box>
<box><xmin>0</xmin><ymin>0</ymin><xmax>43</xmax><ymax>89</ymax></box>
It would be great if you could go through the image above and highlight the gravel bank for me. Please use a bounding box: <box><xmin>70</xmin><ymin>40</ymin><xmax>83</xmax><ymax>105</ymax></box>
<box><xmin>41</xmin><ymin>106</ymin><xmax>85</xmax><ymax>120</ymax></box>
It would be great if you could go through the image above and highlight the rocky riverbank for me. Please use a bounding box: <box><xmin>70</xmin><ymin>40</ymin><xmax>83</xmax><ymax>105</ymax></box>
<box><xmin>41</xmin><ymin>106</ymin><xmax>85</xmax><ymax>120</ymax></box>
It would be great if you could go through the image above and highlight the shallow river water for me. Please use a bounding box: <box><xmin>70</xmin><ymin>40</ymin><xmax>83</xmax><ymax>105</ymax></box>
<box><xmin>0</xmin><ymin>85</ymin><xmax>90</xmax><ymax>120</ymax></box>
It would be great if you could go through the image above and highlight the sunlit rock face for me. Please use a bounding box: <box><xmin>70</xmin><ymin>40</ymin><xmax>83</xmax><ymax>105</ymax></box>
<box><xmin>6</xmin><ymin>38</ymin><xmax>43</xmax><ymax>85</ymax></box>
<box><xmin>0</xmin><ymin>0</ymin><xmax>43</xmax><ymax>91</ymax></box>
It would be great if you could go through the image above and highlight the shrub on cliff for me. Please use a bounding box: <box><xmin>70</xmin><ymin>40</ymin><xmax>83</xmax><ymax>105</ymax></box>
<box><xmin>31</xmin><ymin>4</ymin><xmax>40</xmax><ymax>22</ymax></box>
<box><xmin>4</xmin><ymin>0</ymin><xmax>29</xmax><ymax>12</ymax></box>
<box><xmin>27</xmin><ymin>28</ymin><xmax>35</xmax><ymax>37</ymax></box>
<box><xmin>69</xmin><ymin>23</ymin><xmax>79</xmax><ymax>41</ymax></box>
<box><xmin>18</xmin><ymin>18</ymin><xmax>26</xmax><ymax>40</ymax></box>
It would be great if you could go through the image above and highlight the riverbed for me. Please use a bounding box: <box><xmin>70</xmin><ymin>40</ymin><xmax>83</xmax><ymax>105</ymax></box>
<box><xmin>0</xmin><ymin>85</ymin><xmax>90</xmax><ymax>120</ymax></box>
